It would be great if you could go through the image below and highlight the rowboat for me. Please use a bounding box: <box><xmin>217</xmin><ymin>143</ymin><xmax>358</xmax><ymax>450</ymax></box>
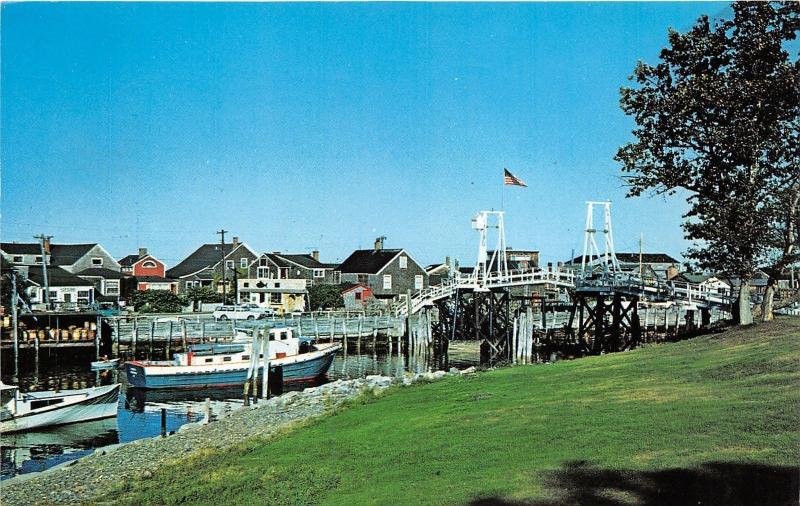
<box><xmin>124</xmin><ymin>328</ymin><xmax>341</xmax><ymax>389</ymax></box>
<box><xmin>90</xmin><ymin>358</ymin><xmax>120</xmax><ymax>370</ymax></box>
<box><xmin>0</xmin><ymin>383</ymin><xmax>120</xmax><ymax>434</ymax></box>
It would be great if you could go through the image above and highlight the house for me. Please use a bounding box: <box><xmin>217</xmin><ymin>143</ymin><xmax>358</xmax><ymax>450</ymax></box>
<box><xmin>674</xmin><ymin>273</ymin><xmax>732</xmax><ymax>296</ymax></box>
<box><xmin>237</xmin><ymin>278</ymin><xmax>307</xmax><ymax>313</ymax></box>
<box><xmin>249</xmin><ymin>250</ymin><xmax>337</xmax><ymax>286</ymax></box>
<box><xmin>25</xmin><ymin>266</ymin><xmax>96</xmax><ymax>309</ymax></box>
<box><xmin>486</xmin><ymin>249</ymin><xmax>540</xmax><ymax>271</ymax></box>
<box><xmin>1</xmin><ymin>240</ymin><xmax>121</xmax><ymax>274</ymax></box>
<box><xmin>75</xmin><ymin>268</ymin><xmax>124</xmax><ymax>299</ymax></box>
<box><xmin>426</xmin><ymin>261</ymin><xmax>450</xmax><ymax>286</ymax></box>
<box><xmin>567</xmin><ymin>252</ymin><xmax>680</xmax><ymax>279</ymax></box>
<box><xmin>341</xmin><ymin>283</ymin><xmax>374</xmax><ymax>310</ymax></box>
<box><xmin>337</xmin><ymin>238</ymin><xmax>428</xmax><ymax>302</ymax></box>
<box><xmin>166</xmin><ymin>237</ymin><xmax>258</xmax><ymax>293</ymax></box>
<box><xmin>119</xmin><ymin>247</ymin><xmax>178</xmax><ymax>293</ymax></box>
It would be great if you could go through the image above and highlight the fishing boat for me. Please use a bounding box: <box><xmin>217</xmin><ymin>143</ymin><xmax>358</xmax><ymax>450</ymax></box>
<box><xmin>90</xmin><ymin>358</ymin><xmax>120</xmax><ymax>370</ymax></box>
<box><xmin>0</xmin><ymin>383</ymin><xmax>120</xmax><ymax>434</ymax></box>
<box><xmin>124</xmin><ymin>328</ymin><xmax>341</xmax><ymax>389</ymax></box>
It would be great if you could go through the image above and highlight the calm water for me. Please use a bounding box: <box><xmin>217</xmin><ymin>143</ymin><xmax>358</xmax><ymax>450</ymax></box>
<box><xmin>0</xmin><ymin>343</ymin><xmax>480</xmax><ymax>480</ymax></box>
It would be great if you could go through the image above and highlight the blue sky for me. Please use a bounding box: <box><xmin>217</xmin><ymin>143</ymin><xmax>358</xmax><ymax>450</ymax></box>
<box><xmin>1</xmin><ymin>2</ymin><xmax>728</xmax><ymax>268</ymax></box>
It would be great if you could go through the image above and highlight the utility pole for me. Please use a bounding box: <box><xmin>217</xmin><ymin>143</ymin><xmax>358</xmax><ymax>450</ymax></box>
<box><xmin>232</xmin><ymin>265</ymin><xmax>239</xmax><ymax>304</ymax></box>
<box><xmin>217</xmin><ymin>229</ymin><xmax>228</xmax><ymax>304</ymax></box>
<box><xmin>11</xmin><ymin>270</ymin><xmax>19</xmax><ymax>376</ymax></box>
<box><xmin>639</xmin><ymin>233</ymin><xmax>644</xmax><ymax>278</ymax></box>
<box><xmin>34</xmin><ymin>234</ymin><xmax>53</xmax><ymax>309</ymax></box>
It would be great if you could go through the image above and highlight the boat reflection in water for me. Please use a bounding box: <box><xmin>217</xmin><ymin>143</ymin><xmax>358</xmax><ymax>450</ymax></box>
<box><xmin>0</xmin><ymin>418</ymin><xmax>119</xmax><ymax>478</ymax></box>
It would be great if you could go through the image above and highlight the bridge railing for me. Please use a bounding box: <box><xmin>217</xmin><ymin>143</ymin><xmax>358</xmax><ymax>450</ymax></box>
<box><xmin>577</xmin><ymin>272</ymin><xmax>733</xmax><ymax>306</ymax></box>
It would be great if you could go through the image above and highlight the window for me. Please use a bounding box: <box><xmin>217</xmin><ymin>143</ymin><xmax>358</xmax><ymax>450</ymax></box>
<box><xmin>240</xmin><ymin>258</ymin><xmax>248</xmax><ymax>268</ymax></box>
<box><xmin>399</xmin><ymin>256</ymin><xmax>408</xmax><ymax>269</ymax></box>
<box><xmin>279</xmin><ymin>267</ymin><xmax>289</xmax><ymax>279</ymax></box>
<box><xmin>12</xmin><ymin>256</ymin><xmax>22</xmax><ymax>263</ymax></box>
<box><xmin>313</xmin><ymin>269</ymin><xmax>325</xmax><ymax>278</ymax></box>
<box><xmin>106</xmin><ymin>286</ymin><xmax>119</xmax><ymax>295</ymax></box>
<box><xmin>355</xmin><ymin>291</ymin><xmax>362</xmax><ymax>300</ymax></box>
<box><xmin>271</xmin><ymin>293</ymin><xmax>282</xmax><ymax>304</ymax></box>
<box><xmin>49</xmin><ymin>290</ymin><xmax>57</xmax><ymax>299</ymax></box>
<box><xmin>78</xmin><ymin>290</ymin><xmax>90</xmax><ymax>298</ymax></box>
<box><xmin>226</xmin><ymin>260</ymin><xmax>234</xmax><ymax>269</ymax></box>
<box><xmin>91</xmin><ymin>257</ymin><xmax>103</xmax><ymax>266</ymax></box>
<box><xmin>333</xmin><ymin>271</ymin><xmax>341</xmax><ymax>284</ymax></box>
<box><xmin>142</xmin><ymin>260</ymin><xmax>157</xmax><ymax>268</ymax></box>
<box><xmin>257</xmin><ymin>267</ymin><xmax>269</xmax><ymax>278</ymax></box>
<box><xmin>383</xmin><ymin>275</ymin><xmax>392</xmax><ymax>290</ymax></box>
<box><xmin>205</xmin><ymin>358</ymin><xmax>213</xmax><ymax>363</ymax></box>
<box><xmin>242</xmin><ymin>355</ymin><xmax>250</xmax><ymax>361</ymax></box>
<box><xmin>35</xmin><ymin>256</ymin><xmax>43</xmax><ymax>264</ymax></box>
<box><xmin>243</xmin><ymin>282</ymin><xmax>249</xmax><ymax>288</ymax></box>
<box><xmin>223</xmin><ymin>356</ymin><xmax>232</xmax><ymax>362</ymax></box>
<box><xmin>280</xmin><ymin>332</ymin><xmax>288</xmax><ymax>340</ymax></box>
<box><xmin>415</xmin><ymin>275</ymin><xmax>423</xmax><ymax>290</ymax></box>
<box><xmin>259</xmin><ymin>258</ymin><xmax>268</xmax><ymax>266</ymax></box>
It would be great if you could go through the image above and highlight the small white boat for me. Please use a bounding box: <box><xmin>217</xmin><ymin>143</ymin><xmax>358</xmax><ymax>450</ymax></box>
<box><xmin>90</xmin><ymin>358</ymin><xmax>120</xmax><ymax>370</ymax></box>
<box><xmin>0</xmin><ymin>383</ymin><xmax>120</xmax><ymax>434</ymax></box>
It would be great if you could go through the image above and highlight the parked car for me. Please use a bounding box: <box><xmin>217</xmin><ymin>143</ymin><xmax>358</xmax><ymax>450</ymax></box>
<box><xmin>212</xmin><ymin>305</ymin><xmax>268</xmax><ymax>321</ymax></box>
<box><xmin>241</xmin><ymin>304</ymin><xmax>276</xmax><ymax>317</ymax></box>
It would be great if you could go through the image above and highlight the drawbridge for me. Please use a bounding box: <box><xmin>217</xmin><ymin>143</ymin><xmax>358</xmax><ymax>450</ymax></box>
<box><xmin>401</xmin><ymin>204</ymin><xmax>733</xmax><ymax>362</ymax></box>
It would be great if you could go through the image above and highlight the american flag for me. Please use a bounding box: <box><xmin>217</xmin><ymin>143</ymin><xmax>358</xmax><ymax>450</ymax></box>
<box><xmin>503</xmin><ymin>168</ymin><xmax>527</xmax><ymax>187</ymax></box>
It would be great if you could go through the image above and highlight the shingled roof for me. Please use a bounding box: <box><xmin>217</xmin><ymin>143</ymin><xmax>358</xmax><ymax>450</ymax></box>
<box><xmin>118</xmin><ymin>254</ymin><xmax>141</xmax><ymax>267</ymax></box>
<box><xmin>337</xmin><ymin>249</ymin><xmax>402</xmax><ymax>274</ymax></box>
<box><xmin>77</xmin><ymin>268</ymin><xmax>125</xmax><ymax>279</ymax></box>
<box><xmin>166</xmin><ymin>243</ymin><xmax>247</xmax><ymax>278</ymax></box>
<box><xmin>1</xmin><ymin>242</ymin><xmax>42</xmax><ymax>255</ymax></box>
<box><xmin>272</xmin><ymin>253</ymin><xmax>329</xmax><ymax>270</ymax></box>
<box><xmin>569</xmin><ymin>253</ymin><xmax>679</xmax><ymax>265</ymax></box>
<box><xmin>49</xmin><ymin>244</ymin><xmax>98</xmax><ymax>266</ymax></box>
<box><xmin>27</xmin><ymin>266</ymin><xmax>95</xmax><ymax>287</ymax></box>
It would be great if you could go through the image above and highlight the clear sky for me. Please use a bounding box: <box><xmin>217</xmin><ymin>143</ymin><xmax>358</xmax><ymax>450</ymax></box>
<box><xmin>1</xmin><ymin>2</ymin><xmax>729</xmax><ymax>268</ymax></box>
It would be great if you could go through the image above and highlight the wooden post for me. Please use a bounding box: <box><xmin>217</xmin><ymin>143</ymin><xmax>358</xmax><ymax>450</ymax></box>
<box><xmin>201</xmin><ymin>320</ymin><xmax>207</xmax><ymax>343</ymax></box>
<box><xmin>160</xmin><ymin>408</ymin><xmax>167</xmax><ymax>437</ymax></box>
<box><xmin>203</xmin><ymin>398</ymin><xmax>211</xmax><ymax>424</ymax></box>
<box><xmin>330</xmin><ymin>317</ymin><xmax>335</xmax><ymax>343</ymax></box>
<box><xmin>181</xmin><ymin>320</ymin><xmax>188</xmax><ymax>350</ymax></box>
<box><xmin>313</xmin><ymin>313</ymin><xmax>319</xmax><ymax>341</ymax></box>
<box><xmin>166</xmin><ymin>321</ymin><xmax>173</xmax><ymax>359</ymax></box>
<box><xmin>149</xmin><ymin>321</ymin><xmax>155</xmax><ymax>358</ymax></box>
<box><xmin>132</xmin><ymin>319</ymin><xmax>138</xmax><ymax>356</ymax></box>
<box><xmin>96</xmin><ymin>315</ymin><xmax>102</xmax><ymax>361</ymax></box>
<box><xmin>11</xmin><ymin>272</ymin><xmax>19</xmax><ymax>376</ymax></box>
<box><xmin>114</xmin><ymin>319</ymin><xmax>121</xmax><ymax>358</ymax></box>
<box><xmin>261</xmin><ymin>331</ymin><xmax>270</xmax><ymax>399</ymax></box>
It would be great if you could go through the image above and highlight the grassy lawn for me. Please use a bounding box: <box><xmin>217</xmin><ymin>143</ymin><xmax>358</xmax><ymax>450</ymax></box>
<box><xmin>111</xmin><ymin>318</ymin><xmax>799</xmax><ymax>505</ymax></box>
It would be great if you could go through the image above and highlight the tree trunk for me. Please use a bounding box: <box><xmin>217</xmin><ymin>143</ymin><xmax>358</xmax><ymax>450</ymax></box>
<box><xmin>761</xmin><ymin>281</ymin><xmax>776</xmax><ymax>322</ymax></box>
<box><xmin>737</xmin><ymin>281</ymin><xmax>753</xmax><ymax>325</ymax></box>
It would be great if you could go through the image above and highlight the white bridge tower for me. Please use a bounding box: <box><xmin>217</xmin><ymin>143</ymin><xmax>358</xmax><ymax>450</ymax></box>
<box><xmin>471</xmin><ymin>210</ymin><xmax>509</xmax><ymax>290</ymax></box>
<box><xmin>580</xmin><ymin>201</ymin><xmax>620</xmax><ymax>277</ymax></box>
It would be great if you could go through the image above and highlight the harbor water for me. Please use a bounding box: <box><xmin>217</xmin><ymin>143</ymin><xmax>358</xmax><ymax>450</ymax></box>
<box><xmin>0</xmin><ymin>342</ymin><xmax>481</xmax><ymax>480</ymax></box>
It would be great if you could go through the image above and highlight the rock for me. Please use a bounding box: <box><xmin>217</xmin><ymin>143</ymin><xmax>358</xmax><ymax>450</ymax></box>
<box><xmin>141</xmin><ymin>470</ymin><xmax>153</xmax><ymax>480</ymax></box>
<box><xmin>431</xmin><ymin>370</ymin><xmax>446</xmax><ymax>380</ymax></box>
<box><xmin>449</xmin><ymin>367</ymin><xmax>460</xmax><ymax>374</ymax></box>
<box><xmin>460</xmin><ymin>366</ymin><xmax>477</xmax><ymax>375</ymax></box>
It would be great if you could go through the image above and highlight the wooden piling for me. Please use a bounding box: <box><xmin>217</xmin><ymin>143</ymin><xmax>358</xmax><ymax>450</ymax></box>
<box><xmin>96</xmin><ymin>315</ymin><xmax>102</xmax><ymax>361</ymax></box>
<box><xmin>181</xmin><ymin>320</ymin><xmax>188</xmax><ymax>351</ymax></box>
<box><xmin>149</xmin><ymin>321</ymin><xmax>155</xmax><ymax>358</ymax></box>
<box><xmin>132</xmin><ymin>319</ymin><xmax>138</xmax><ymax>357</ymax></box>
<box><xmin>166</xmin><ymin>321</ymin><xmax>173</xmax><ymax>359</ymax></box>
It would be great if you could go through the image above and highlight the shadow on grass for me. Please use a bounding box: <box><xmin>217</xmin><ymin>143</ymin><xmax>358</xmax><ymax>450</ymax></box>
<box><xmin>469</xmin><ymin>460</ymin><xmax>799</xmax><ymax>506</ymax></box>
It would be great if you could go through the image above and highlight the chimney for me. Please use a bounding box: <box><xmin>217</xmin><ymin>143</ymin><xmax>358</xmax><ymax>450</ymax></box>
<box><xmin>667</xmin><ymin>264</ymin><xmax>679</xmax><ymax>280</ymax></box>
<box><xmin>374</xmin><ymin>236</ymin><xmax>385</xmax><ymax>251</ymax></box>
<box><xmin>445</xmin><ymin>256</ymin><xmax>451</xmax><ymax>268</ymax></box>
<box><xmin>232</xmin><ymin>237</ymin><xmax>239</xmax><ymax>247</ymax></box>
<box><xmin>138</xmin><ymin>247</ymin><xmax>148</xmax><ymax>257</ymax></box>
<box><xmin>311</xmin><ymin>250</ymin><xmax>319</xmax><ymax>262</ymax></box>
<box><xmin>43</xmin><ymin>238</ymin><xmax>51</xmax><ymax>254</ymax></box>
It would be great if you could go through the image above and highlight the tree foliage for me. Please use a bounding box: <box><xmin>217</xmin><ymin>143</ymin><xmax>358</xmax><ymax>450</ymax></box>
<box><xmin>308</xmin><ymin>284</ymin><xmax>344</xmax><ymax>311</ymax></box>
<box><xmin>616</xmin><ymin>2</ymin><xmax>799</xmax><ymax>321</ymax></box>
<box><xmin>129</xmin><ymin>290</ymin><xmax>187</xmax><ymax>313</ymax></box>
<box><xmin>184</xmin><ymin>285</ymin><xmax>223</xmax><ymax>304</ymax></box>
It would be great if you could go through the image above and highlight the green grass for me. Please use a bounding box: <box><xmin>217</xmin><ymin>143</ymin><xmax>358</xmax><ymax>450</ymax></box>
<box><xmin>110</xmin><ymin>319</ymin><xmax>800</xmax><ymax>505</ymax></box>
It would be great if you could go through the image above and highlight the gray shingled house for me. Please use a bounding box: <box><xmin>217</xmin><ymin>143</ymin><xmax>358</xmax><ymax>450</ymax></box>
<box><xmin>249</xmin><ymin>250</ymin><xmax>337</xmax><ymax>286</ymax></box>
<box><xmin>337</xmin><ymin>238</ymin><xmax>428</xmax><ymax>302</ymax></box>
<box><xmin>166</xmin><ymin>237</ymin><xmax>258</xmax><ymax>293</ymax></box>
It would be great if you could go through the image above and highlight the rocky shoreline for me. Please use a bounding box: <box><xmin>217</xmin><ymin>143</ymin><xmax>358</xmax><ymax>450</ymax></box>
<box><xmin>1</xmin><ymin>368</ymin><xmax>475</xmax><ymax>505</ymax></box>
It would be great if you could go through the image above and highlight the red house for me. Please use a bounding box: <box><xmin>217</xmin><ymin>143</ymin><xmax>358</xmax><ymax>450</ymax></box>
<box><xmin>341</xmin><ymin>283</ymin><xmax>374</xmax><ymax>310</ymax></box>
<box><xmin>119</xmin><ymin>248</ymin><xmax>177</xmax><ymax>293</ymax></box>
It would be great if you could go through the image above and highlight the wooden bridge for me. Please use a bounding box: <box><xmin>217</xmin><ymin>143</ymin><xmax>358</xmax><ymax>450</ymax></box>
<box><xmin>400</xmin><ymin>206</ymin><xmax>736</xmax><ymax>362</ymax></box>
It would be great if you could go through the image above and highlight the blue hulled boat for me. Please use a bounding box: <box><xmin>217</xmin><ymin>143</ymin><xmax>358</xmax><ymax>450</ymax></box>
<box><xmin>124</xmin><ymin>328</ymin><xmax>340</xmax><ymax>389</ymax></box>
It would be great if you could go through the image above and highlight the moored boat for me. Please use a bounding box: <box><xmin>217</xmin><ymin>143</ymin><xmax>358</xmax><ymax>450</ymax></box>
<box><xmin>90</xmin><ymin>358</ymin><xmax>120</xmax><ymax>370</ymax></box>
<box><xmin>124</xmin><ymin>328</ymin><xmax>341</xmax><ymax>389</ymax></box>
<box><xmin>0</xmin><ymin>383</ymin><xmax>120</xmax><ymax>434</ymax></box>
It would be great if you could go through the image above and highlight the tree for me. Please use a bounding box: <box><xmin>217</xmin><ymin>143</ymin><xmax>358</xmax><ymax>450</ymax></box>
<box><xmin>616</xmin><ymin>2</ymin><xmax>799</xmax><ymax>324</ymax></box>
<box><xmin>184</xmin><ymin>285</ymin><xmax>223</xmax><ymax>305</ymax></box>
<box><xmin>129</xmin><ymin>290</ymin><xmax>187</xmax><ymax>313</ymax></box>
<box><xmin>308</xmin><ymin>284</ymin><xmax>344</xmax><ymax>311</ymax></box>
